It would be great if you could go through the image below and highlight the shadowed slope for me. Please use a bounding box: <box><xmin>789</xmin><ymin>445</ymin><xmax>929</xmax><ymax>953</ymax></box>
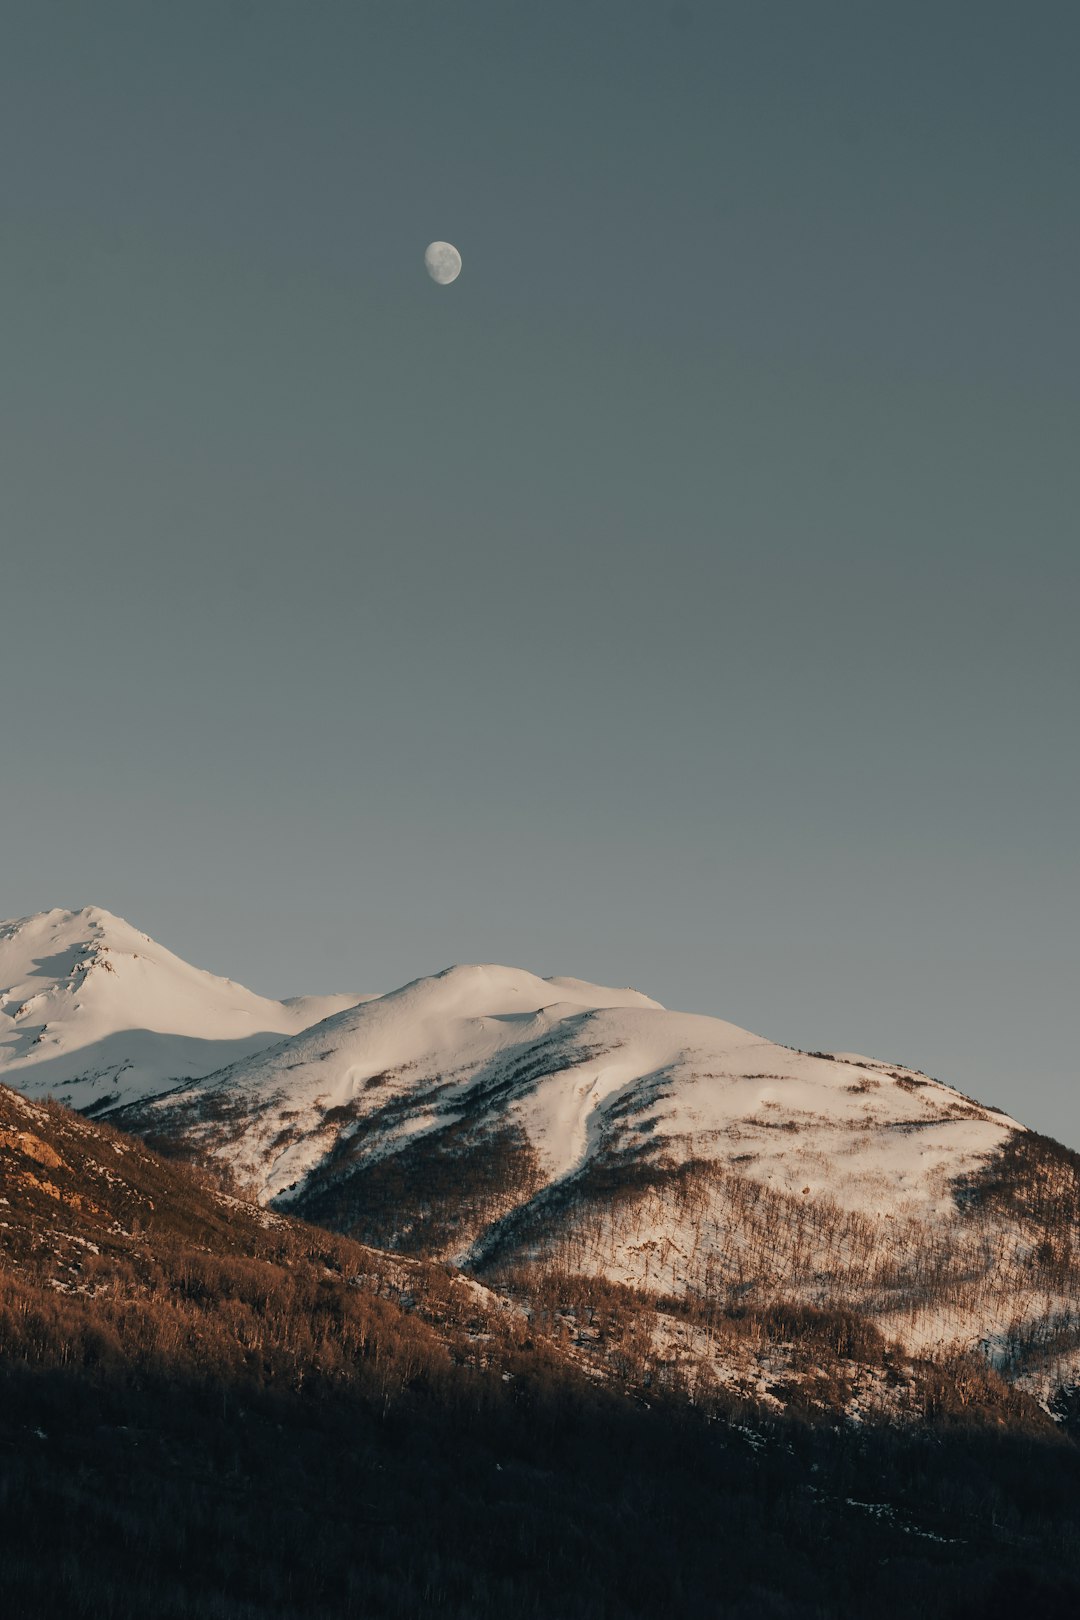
<box><xmin>4</xmin><ymin>1084</ymin><xmax>1080</xmax><ymax>1619</ymax></box>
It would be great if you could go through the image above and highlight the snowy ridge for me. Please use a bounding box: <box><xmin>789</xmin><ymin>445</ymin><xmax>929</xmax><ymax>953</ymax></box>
<box><xmin>0</xmin><ymin>907</ymin><xmax>366</xmax><ymax>1111</ymax></box>
<box><xmin>125</xmin><ymin>957</ymin><xmax>1020</xmax><ymax>1232</ymax></box>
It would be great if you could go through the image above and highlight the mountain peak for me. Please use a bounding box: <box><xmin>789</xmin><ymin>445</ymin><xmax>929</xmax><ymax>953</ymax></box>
<box><xmin>380</xmin><ymin>961</ymin><xmax>665</xmax><ymax>1020</ymax></box>
<box><xmin>0</xmin><ymin>905</ymin><xmax>365</xmax><ymax>1112</ymax></box>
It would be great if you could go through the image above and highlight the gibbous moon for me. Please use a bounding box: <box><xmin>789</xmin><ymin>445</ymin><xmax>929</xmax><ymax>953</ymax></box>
<box><xmin>424</xmin><ymin>241</ymin><xmax>462</xmax><ymax>285</ymax></box>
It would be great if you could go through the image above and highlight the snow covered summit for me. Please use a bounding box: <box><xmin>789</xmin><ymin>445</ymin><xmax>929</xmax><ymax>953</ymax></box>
<box><xmin>0</xmin><ymin>906</ymin><xmax>364</xmax><ymax>1112</ymax></box>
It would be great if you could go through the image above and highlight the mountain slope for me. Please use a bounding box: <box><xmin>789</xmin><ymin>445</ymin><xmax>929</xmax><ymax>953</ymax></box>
<box><xmin>5</xmin><ymin>1081</ymin><xmax>1080</xmax><ymax>1620</ymax></box>
<box><xmin>0</xmin><ymin>906</ymin><xmax>365</xmax><ymax>1112</ymax></box>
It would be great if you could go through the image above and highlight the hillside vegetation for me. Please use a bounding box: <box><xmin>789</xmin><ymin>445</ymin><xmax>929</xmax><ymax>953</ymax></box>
<box><xmin>4</xmin><ymin>1085</ymin><xmax>1080</xmax><ymax>1619</ymax></box>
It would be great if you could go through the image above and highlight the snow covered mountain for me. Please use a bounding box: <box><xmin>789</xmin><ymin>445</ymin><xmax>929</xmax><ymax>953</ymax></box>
<box><xmin>116</xmin><ymin>956</ymin><xmax>1080</xmax><ymax>1382</ymax></box>
<box><xmin>0</xmin><ymin>907</ymin><xmax>365</xmax><ymax>1112</ymax></box>
<box><xmin>122</xmin><ymin>959</ymin><xmax>1018</xmax><ymax>1225</ymax></box>
<box><xmin>8</xmin><ymin>910</ymin><xmax>1078</xmax><ymax>1392</ymax></box>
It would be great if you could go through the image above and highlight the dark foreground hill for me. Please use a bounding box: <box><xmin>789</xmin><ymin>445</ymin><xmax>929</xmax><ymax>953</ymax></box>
<box><xmin>3</xmin><ymin>1084</ymin><xmax>1080</xmax><ymax>1620</ymax></box>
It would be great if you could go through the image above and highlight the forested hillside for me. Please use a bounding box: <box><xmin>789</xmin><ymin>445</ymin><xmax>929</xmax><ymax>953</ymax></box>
<box><xmin>4</xmin><ymin>1084</ymin><xmax>1080</xmax><ymax>1619</ymax></box>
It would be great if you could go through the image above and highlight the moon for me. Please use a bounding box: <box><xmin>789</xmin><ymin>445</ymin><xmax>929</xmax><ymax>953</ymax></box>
<box><xmin>424</xmin><ymin>241</ymin><xmax>462</xmax><ymax>285</ymax></box>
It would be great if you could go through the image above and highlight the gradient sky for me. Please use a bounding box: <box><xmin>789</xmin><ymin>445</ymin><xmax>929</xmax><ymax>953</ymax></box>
<box><xmin>2</xmin><ymin>3</ymin><xmax>1077</xmax><ymax>1141</ymax></box>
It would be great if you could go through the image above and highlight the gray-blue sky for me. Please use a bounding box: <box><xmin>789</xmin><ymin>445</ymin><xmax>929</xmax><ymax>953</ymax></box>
<box><xmin>2</xmin><ymin>2</ymin><xmax>1077</xmax><ymax>1139</ymax></box>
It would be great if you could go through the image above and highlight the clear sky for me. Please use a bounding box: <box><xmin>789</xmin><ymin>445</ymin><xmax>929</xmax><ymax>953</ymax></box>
<box><xmin>2</xmin><ymin>3</ymin><xmax>1077</xmax><ymax>1141</ymax></box>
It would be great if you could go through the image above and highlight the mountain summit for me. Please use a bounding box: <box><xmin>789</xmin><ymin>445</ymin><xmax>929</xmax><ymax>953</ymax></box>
<box><xmin>0</xmin><ymin>906</ymin><xmax>364</xmax><ymax>1112</ymax></box>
